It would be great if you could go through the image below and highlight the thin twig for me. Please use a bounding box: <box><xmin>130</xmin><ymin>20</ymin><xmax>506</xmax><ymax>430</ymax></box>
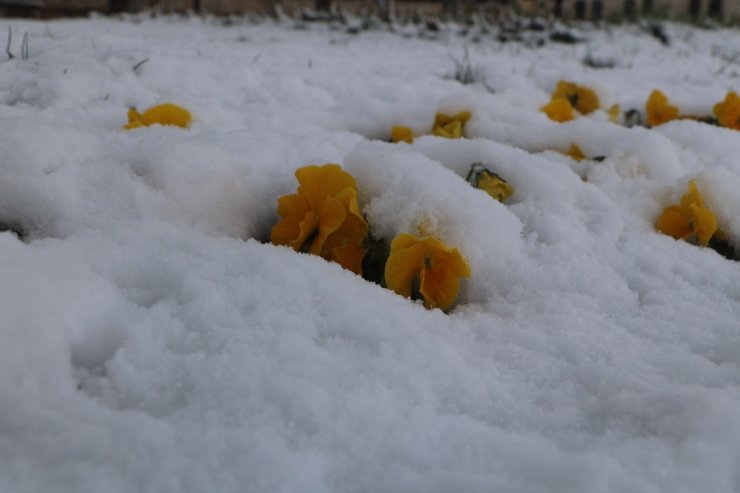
<box><xmin>21</xmin><ymin>32</ymin><xmax>29</xmax><ymax>61</ymax></box>
<box><xmin>6</xmin><ymin>27</ymin><xmax>14</xmax><ymax>60</ymax></box>
<box><xmin>132</xmin><ymin>58</ymin><xmax>150</xmax><ymax>73</ymax></box>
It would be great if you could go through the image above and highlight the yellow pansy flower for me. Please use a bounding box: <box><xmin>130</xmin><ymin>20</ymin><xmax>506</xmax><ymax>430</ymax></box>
<box><xmin>541</xmin><ymin>98</ymin><xmax>575</xmax><ymax>123</ymax></box>
<box><xmin>432</xmin><ymin>111</ymin><xmax>471</xmax><ymax>139</ymax></box>
<box><xmin>713</xmin><ymin>91</ymin><xmax>740</xmax><ymax>130</ymax></box>
<box><xmin>655</xmin><ymin>180</ymin><xmax>717</xmax><ymax>247</ymax></box>
<box><xmin>391</xmin><ymin>125</ymin><xmax>414</xmax><ymax>143</ymax></box>
<box><xmin>646</xmin><ymin>90</ymin><xmax>679</xmax><ymax>127</ymax></box>
<box><xmin>466</xmin><ymin>163</ymin><xmax>514</xmax><ymax>202</ymax></box>
<box><xmin>123</xmin><ymin>103</ymin><xmax>192</xmax><ymax>130</ymax></box>
<box><xmin>567</xmin><ymin>143</ymin><xmax>586</xmax><ymax>161</ymax></box>
<box><xmin>271</xmin><ymin>164</ymin><xmax>368</xmax><ymax>274</ymax></box>
<box><xmin>384</xmin><ymin>233</ymin><xmax>471</xmax><ymax>311</ymax></box>
<box><xmin>552</xmin><ymin>80</ymin><xmax>600</xmax><ymax>115</ymax></box>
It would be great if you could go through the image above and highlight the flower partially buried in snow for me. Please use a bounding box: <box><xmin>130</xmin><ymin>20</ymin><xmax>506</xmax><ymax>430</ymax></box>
<box><xmin>552</xmin><ymin>80</ymin><xmax>600</xmax><ymax>115</ymax></box>
<box><xmin>391</xmin><ymin>125</ymin><xmax>414</xmax><ymax>144</ymax></box>
<box><xmin>655</xmin><ymin>179</ymin><xmax>717</xmax><ymax>247</ymax></box>
<box><xmin>713</xmin><ymin>91</ymin><xmax>740</xmax><ymax>130</ymax></box>
<box><xmin>541</xmin><ymin>81</ymin><xmax>600</xmax><ymax>122</ymax></box>
<box><xmin>123</xmin><ymin>103</ymin><xmax>192</xmax><ymax>129</ymax></box>
<box><xmin>466</xmin><ymin>163</ymin><xmax>514</xmax><ymax>202</ymax></box>
<box><xmin>384</xmin><ymin>233</ymin><xmax>471</xmax><ymax>311</ymax></box>
<box><xmin>541</xmin><ymin>98</ymin><xmax>575</xmax><ymax>123</ymax></box>
<box><xmin>432</xmin><ymin>111</ymin><xmax>471</xmax><ymax>139</ymax></box>
<box><xmin>646</xmin><ymin>89</ymin><xmax>679</xmax><ymax>127</ymax></box>
<box><xmin>271</xmin><ymin>164</ymin><xmax>368</xmax><ymax>275</ymax></box>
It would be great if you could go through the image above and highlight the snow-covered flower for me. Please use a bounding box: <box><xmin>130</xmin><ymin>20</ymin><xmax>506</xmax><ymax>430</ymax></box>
<box><xmin>655</xmin><ymin>180</ymin><xmax>717</xmax><ymax>247</ymax></box>
<box><xmin>646</xmin><ymin>90</ymin><xmax>679</xmax><ymax>127</ymax></box>
<box><xmin>541</xmin><ymin>98</ymin><xmax>575</xmax><ymax>122</ymax></box>
<box><xmin>713</xmin><ymin>91</ymin><xmax>740</xmax><ymax>130</ymax></box>
<box><xmin>384</xmin><ymin>233</ymin><xmax>471</xmax><ymax>311</ymax></box>
<box><xmin>552</xmin><ymin>80</ymin><xmax>600</xmax><ymax>115</ymax></box>
<box><xmin>391</xmin><ymin>125</ymin><xmax>414</xmax><ymax>143</ymax></box>
<box><xmin>432</xmin><ymin>111</ymin><xmax>471</xmax><ymax>139</ymax></box>
<box><xmin>271</xmin><ymin>164</ymin><xmax>368</xmax><ymax>275</ymax></box>
<box><xmin>123</xmin><ymin>103</ymin><xmax>192</xmax><ymax>129</ymax></box>
<box><xmin>466</xmin><ymin>163</ymin><xmax>514</xmax><ymax>202</ymax></box>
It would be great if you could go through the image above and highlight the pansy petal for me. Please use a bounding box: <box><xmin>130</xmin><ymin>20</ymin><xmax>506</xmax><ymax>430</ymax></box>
<box><xmin>385</xmin><ymin>238</ymin><xmax>426</xmax><ymax>299</ymax></box>
<box><xmin>575</xmin><ymin>86</ymin><xmax>600</xmax><ymax>114</ymax></box>
<box><xmin>542</xmin><ymin>98</ymin><xmax>575</xmax><ymax>123</ymax></box>
<box><xmin>296</xmin><ymin>164</ymin><xmax>357</xmax><ymax>209</ymax></box>
<box><xmin>691</xmin><ymin>204</ymin><xmax>718</xmax><ymax>247</ymax></box>
<box><xmin>680</xmin><ymin>180</ymin><xmax>703</xmax><ymax>211</ymax></box>
<box><xmin>327</xmin><ymin>245</ymin><xmax>367</xmax><ymax>275</ymax></box>
<box><xmin>419</xmin><ymin>262</ymin><xmax>462</xmax><ymax>310</ymax></box>
<box><xmin>277</xmin><ymin>193</ymin><xmax>309</xmax><ymax>218</ymax></box>
<box><xmin>309</xmin><ymin>196</ymin><xmax>347</xmax><ymax>255</ymax></box>
<box><xmin>271</xmin><ymin>216</ymin><xmax>303</xmax><ymax>249</ymax></box>
<box><xmin>655</xmin><ymin>205</ymin><xmax>692</xmax><ymax>240</ymax></box>
<box><xmin>646</xmin><ymin>90</ymin><xmax>679</xmax><ymax>127</ymax></box>
<box><xmin>391</xmin><ymin>126</ymin><xmax>414</xmax><ymax>143</ymax></box>
<box><xmin>141</xmin><ymin>103</ymin><xmax>192</xmax><ymax>128</ymax></box>
<box><xmin>567</xmin><ymin>143</ymin><xmax>586</xmax><ymax>161</ymax></box>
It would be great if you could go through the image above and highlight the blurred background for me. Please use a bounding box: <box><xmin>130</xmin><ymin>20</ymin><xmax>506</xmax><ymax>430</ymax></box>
<box><xmin>0</xmin><ymin>0</ymin><xmax>735</xmax><ymax>24</ymax></box>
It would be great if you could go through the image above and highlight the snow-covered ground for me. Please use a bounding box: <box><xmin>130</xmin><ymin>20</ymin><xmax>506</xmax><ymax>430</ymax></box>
<box><xmin>1</xmin><ymin>13</ymin><xmax>740</xmax><ymax>492</ymax></box>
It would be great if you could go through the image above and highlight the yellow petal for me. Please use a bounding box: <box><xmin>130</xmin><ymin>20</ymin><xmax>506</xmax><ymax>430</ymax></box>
<box><xmin>542</xmin><ymin>98</ymin><xmax>575</xmax><ymax>122</ymax></box>
<box><xmin>419</xmin><ymin>246</ymin><xmax>471</xmax><ymax>310</ymax></box>
<box><xmin>140</xmin><ymin>104</ymin><xmax>192</xmax><ymax>128</ymax></box>
<box><xmin>575</xmin><ymin>86</ymin><xmax>600</xmax><ymax>115</ymax></box>
<box><xmin>646</xmin><ymin>90</ymin><xmax>679</xmax><ymax>127</ymax></box>
<box><xmin>713</xmin><ymin>91</ymin><xmax>740</xmax><ymax>130</ymax></box>
<box><xmin>552</xmin><ymin>80</ymin><xmax>579</xmax><ymax>102</ymax></box>
<box><xmin>295</xmin><ymin>164</ymin><xmax>357</xmax><ymax>210</ymax></box>
<box><xmin>567</xmin><ymin>143</ymin><xmax>586</xmax><ymax>161</ymax></box>
<box><xmin>432</xmin><ymin>111</ymin><xmax>471</xmax><ymax>139</ymax></box>
<box><xmin>691</xmin><ymin>204</ymin><xmax>718</xmax><ymax>247</ymax></box>
<box><xmin>308</xmin><ymin>196</ymin><xmax>347</xmax><ymax>255</ymax></box>
<box><xmin>391</xmin><ymin>126</ymin><xmax>414</xmax><ymax>143</ymax></box>
<box><xmin>655</xmin><ymin>205</ymin><xmax>692</xmax><ymax>240</ymax></box>
<box><xmin>276</xmin><ymin>193</ymin><xmax>309</xmax><ymax>219</ymax></box>
<box><xmin>326</xmin><ymin>244</ymin><xmax>367</xmax><ymax>275</ymax></box>
<box><xmin>608</xmin><ymin>104</ymin><xmax>621</xmax><ymax>123</ymax></box>
<box><xmin>271</xmin><ymin>212</ymin><xmax>318</xmax><ymax>251</ymax></box>
<box><xmin>476</xmin><ymin>169</ymin><xmax>514</xmax><ymax>202</ymax></box>
<box><xmin>384</xmin><ymin>235</ymin><xmax>426</xmax><ymax>299</ymax></box>
<box><xmin>680</xmin><ymin>179</ymin><xmax>704</xmax><ymax>211</ymax></box>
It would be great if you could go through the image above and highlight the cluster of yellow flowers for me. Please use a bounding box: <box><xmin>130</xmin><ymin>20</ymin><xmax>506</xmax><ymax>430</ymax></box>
<box><xmin>655</xmin><ymin>180</ymin><xmax>718</xmax><ymax>248</ymax></box>
<box><xmin>541</xmin><ymin>81</ymin><xmax>619</xmax><ymax>123</ymax></box>
<box><xmin>390</xmin><ymin>111</ymin><xmax>472</xmax><ymax>144</ymax></box>
<box><xmin>542</xmin><ymin>81</ymin><xmax>740</xmax><ymax>132</ymax></box>
<box><xmin>270</xmin><ymin>164</ymin><xmax>473</xmax><ymax>311</ymax></box>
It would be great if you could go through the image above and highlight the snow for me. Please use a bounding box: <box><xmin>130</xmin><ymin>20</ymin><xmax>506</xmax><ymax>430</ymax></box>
<box><xmin>1</xmin><ymin>14</ymin><xmax>740</xmax><ymax>493</ymax></box>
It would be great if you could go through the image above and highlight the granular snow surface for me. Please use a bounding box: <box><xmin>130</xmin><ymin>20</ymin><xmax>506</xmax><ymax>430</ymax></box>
<box><xmin>1</xmin><ymin>14</ymin><xmax>740</xmax><ymax>493</ymax></box>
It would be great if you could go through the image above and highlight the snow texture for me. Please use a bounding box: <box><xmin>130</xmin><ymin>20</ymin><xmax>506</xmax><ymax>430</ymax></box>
<box><xmin>1</xmin><ymin>15</ymin><xmax>740</xmax><ymax>493</ymax></box>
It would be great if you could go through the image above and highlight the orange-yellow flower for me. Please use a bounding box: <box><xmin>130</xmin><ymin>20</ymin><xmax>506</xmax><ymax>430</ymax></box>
<box><xmin>552</xmin><ymin>80</ymin><xmax>600</xmax><ymax>115</ymax></box>
<box><xmin>713</xmin><ymin>91</ymin><xmax>740</xmax><ymax>130</ymax></box>
<box><xmin>646</xmin><ymin>90</ymin><xmax>679</xmax><ymax>127</ymax></box>
<box><xmin>271</xmin><ymin>164</ymin><xmax>368</xmax><ymax>274</ymax></box>
<box><xmin>466</xmin><ymin>163</ymin><xmax>514</xmax><ymax>202</ymax></box>
<box><xmin>384</xmin><ymin>233</ymin><xmax>471</xmax><ymax>311</ymax></box>
<box><xmin>655</xmin><ymin>180</ymin><xmax>717</xmax><ymax>247</ymax></box>
<box><xmin>391</xmin><ymin>125</ymin><xmax>414</xmax><ymax>143</ymax></box>
<box><xmin>123</xmin><ymin>103</ymin><xmax>192</xmax><ymax>129</ymax></box>
<box><xmin>432</xmin><ymin>111</ymin><xmax>471</xmax><ymax>139</ymax></box>
<box><xmin>541</xmin><ymin>98</ymin><xmax>575</xmax><ymax>122</ymax></box>
<box><xmin>567</xmin><ymin>143</ymin><xmax>586</xmax><ymax>161</ymax></box>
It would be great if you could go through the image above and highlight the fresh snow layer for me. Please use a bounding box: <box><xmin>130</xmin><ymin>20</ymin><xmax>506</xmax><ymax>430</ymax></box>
<box><xmin>1</xmin><ymin>15</ymin><xmax>740</xmax><ymax>493</ymax></box>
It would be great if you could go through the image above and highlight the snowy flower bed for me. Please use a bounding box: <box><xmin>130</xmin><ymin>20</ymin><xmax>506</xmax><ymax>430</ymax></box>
<box><xmin>1</xmin><ymin>15</ymin><xmax>740</xmax><ymax>493</ymax></box>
